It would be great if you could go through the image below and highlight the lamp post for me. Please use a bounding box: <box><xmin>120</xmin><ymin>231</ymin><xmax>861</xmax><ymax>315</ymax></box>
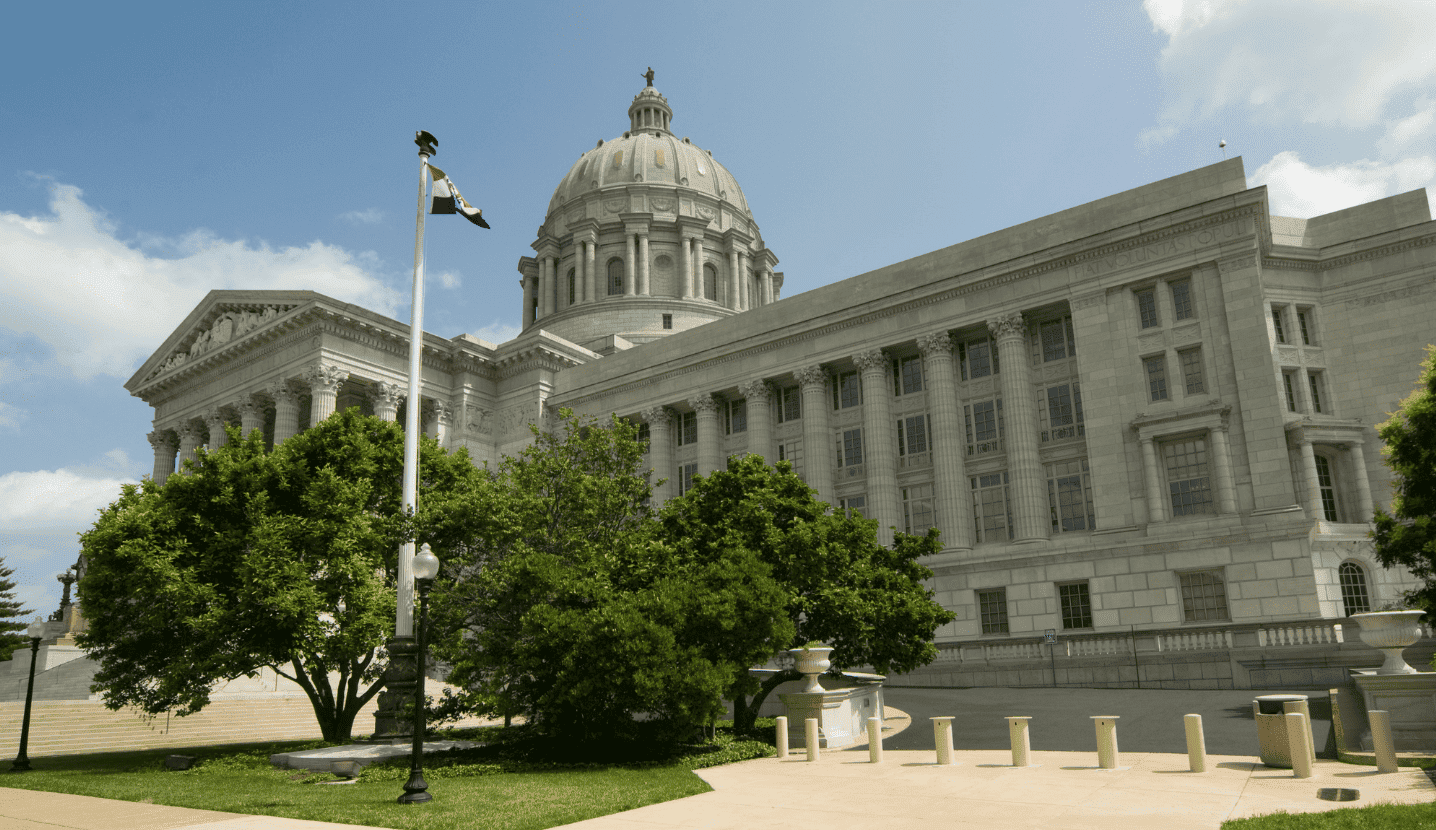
<box><xmin>398</xmin><ymin>543</ymin><xmax>440</xmax><ymax>804</ymax></box>
<box><xmin>11</xmin><ymin>618</ymin><xmax>47</xmax><ymax>772</ymax></box>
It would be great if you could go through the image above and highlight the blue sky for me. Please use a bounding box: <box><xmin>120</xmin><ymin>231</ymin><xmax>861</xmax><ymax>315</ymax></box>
<box><xmin>3</xmin><ymin>0</ymin><xmax>1434</xmax><ymax>617</ymax></box>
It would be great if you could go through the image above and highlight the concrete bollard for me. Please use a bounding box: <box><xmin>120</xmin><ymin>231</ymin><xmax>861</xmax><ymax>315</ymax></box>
<box><xmin>1369</xmin><ymin>710</ymin><xmax>1398</xmax><ymax>774</ymax></box>
<box><xmin>1287</xmin><ymin>713</ymin><xmax>1313</xmax><ymax>779</ymax></box>
<box><xmin>805</xmin><ymin>717</ymin><xmax>820</xmax><ymax>762</ymax></box>
<box><xmin>867</xmin><ymin>716</ymin><xmax>883</xmax><ymax>763</ymax></box>
<box><xmin>932</xmin><ymin>716</ymin><xmax>955</xmax><ymax>765</ymax></box>
<box><xmin>775</xmin><ymin>716</ymin><xmax>788</xmax><ymax>759</ymax></box>
<box><xmin>1092</xmin><ymin>716</ymin><xmax>1120</xmax><ymax>769</ymax></box>
<box><xmin>1006</xmin><ymin>717</ymin><xmax>1032</xmax><ymax>767</ymax></box>
<box><xmin>1184</xmin><ymin>714</ymin><xmax>1207</xmax><ymax>773</ymax></box>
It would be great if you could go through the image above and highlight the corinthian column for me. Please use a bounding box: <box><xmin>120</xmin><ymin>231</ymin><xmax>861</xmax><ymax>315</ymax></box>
<box><xmin>148</xmin><ymin>429</ymin><xmax>178</xmax><ymax>485</ymax></box>
<box><xmin>740</xmin><ymin>379</ymin><xmax>773</xmax><ymax>462</ymax></box>
<box><xmin>269</xmin><ymin>381</ymin><xmax>300</xmax><ymax>445</ymax></box>
<box><xmin>239</xmin><ymin>396</ymin><xmax>265</xmax><ymax>442</ymax></box>
<box><xmin>305</xmin><ymin>363</ymin><xmax>347</xmax><ymax>424</ymax></box>
<box><xmin>176</xmin><ymin>422</ymin><xmax>204</xmax><ymax>470</ymax></box>
<box><xmin>680</xmin><ymin>236</ymin><xmax>694</xmax><ymax>298</ymax></box>
<box><xmin>1298</xmin><ymin>438</ymin><xmax>1323</xmax><ymax>521</ymax></box>
<box><xmin>690</xmin><ymin>393</ymin><xmax>722</xmax><ymax>477</ymax></box>
<box><xmin>522</xmin><ymin>275</ymin><xmax>535</xmax><ymax>328</ymax></box>
<box><xmin>425</xmin><ymin>400</ymin><xmax>451</xmax><ymax>447</ymax></box>
<box><xmin>625</xmin><ymin>233</ymin><xmax>637</xmax><ymax>296</ymax></box>
<box><xmin>370</xmin><ymin>381</ymin><xmax>403</xmax><ymax>421</ymax></box>
<box><xmin>855</xmin><ymin>349</ymin><xmax>898</xmax><ymax>546</ymax></box>
<box><xmin>584</xmin><ymin>239</ymin><xmax>597</xmax><ymax>302</ymax></box>
<box><xmin>727</xmin><ymin>250</ymin><xmax>741</xmax><ymax>310</ymax></box>
<box><xmin>645</xmin><ymin>406</ymin><xmax>674</xmax><ymax>506</ymax></box>
<box><xmin>204</xmin><ymin>409</ymin><xmax>228</xmax><ymax>450</ymax></box>
<box><xmin>796</xmin><ymin>364</ymin><xmax>834</xmax><ymax>506</ymax></box>
<box><xmin>919</xmin><ymin>331</ymin><xmax>971</xmax><ymax>551</ymax></box>
<box><xmin>989</xmin><ymin>313</ymin><xmax>1048</xmax><ymax>543</ymax></box>
<box><xmin>638</xmin><ymin>233</ymin><xmax>650</xmax><ymax>295</ymax></box>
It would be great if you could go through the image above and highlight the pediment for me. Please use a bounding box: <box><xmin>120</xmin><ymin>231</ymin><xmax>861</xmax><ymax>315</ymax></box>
<box><xmin>141</xmin><ymin>299</ymin><xmax>302</xmax><ymax>383</ymax></box>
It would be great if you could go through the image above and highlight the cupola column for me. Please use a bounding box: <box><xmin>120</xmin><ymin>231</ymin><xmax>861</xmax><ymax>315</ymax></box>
<box><xmin>521</xmin><ymin>275</ymin><xmax>536</xmax><ymax>328</ymax></box>
<box><xmin>761</xmin><ymin>269</ymin><xmax>774</xmax><ymax>305</ymax></box>
<box><xmin>584</xmin><ymin>239</ymin><xmax>597</xmax><ymax>303</ymax></box>
<box><xmin>624</xmin><ymin>234</ymin><xmax>637</xmax><ymax>296</ymax></box>
<box><xmin>727</xmin><ymin>249</ymin><xmax>741</xmax><ymax>310</ymax></box>
<box><xmin>739</xmin><ymin>252</ymin><xmax>752</xmax><ymax>311</ymax></box>
<box><xmin>539</xmin><ymin>256</ymin><xmax>554</xmax><ymax>319</ymax></box>
<box><xmin>638</xmin><ymin>233</ymin><xmax>651</xmax><ymax>295</ymax></box>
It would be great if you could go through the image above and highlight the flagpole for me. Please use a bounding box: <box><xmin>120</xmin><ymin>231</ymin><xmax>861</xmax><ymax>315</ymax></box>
<box><xmin>398</xmin><ymin>134</ymin><xmax>434</xmax><ymax>639</ymax></box>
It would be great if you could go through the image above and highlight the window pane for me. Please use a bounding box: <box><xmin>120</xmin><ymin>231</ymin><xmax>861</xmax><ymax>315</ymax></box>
<box><xmin>1179</xmin><ymin>571</ymin><xmax>1229</xmax><ymax>621</ymax></box>
<box><xmin>971</xmin><ymin>472</ymin><xmax>1011</xmax><ymax>543</ymax></box>
<box><xmin>978</xmin><ymin>588</ymin><xmax>1009</xmax><ymax>634</ymax></box>
<box><xmin>903</xmin><ymin>415</ymin><xmax>928</xmax><ymax>454</ymax></box>
<box><xmin>1315</xmin><ymin>454</ymin><xmax>1338</xmax><ymax>521</ymax></box>
<box><xmin>1058</xmin><ymin>582</ymin><xmax>1092</xmax><ymax>629</ymax></box>
<box><xmin>1040</xmin><ymin>319</ymin><xmax>1069</xmax><ymax>362</ymax></box>
<box><xmin>1298</xmin><ymin>309</ymin><xmax>1312</xmax><ymax>345</ymax></box>
<box><xmin>1338</xmin><ymin>563</ymin><xmax>1370</xmax><ymax>616</ymax></box>
<box><xmin>1179</xmin><ymin>348</ymin><xmax>1205</xmax><ymax>395</ymax></box>
<box><xmin>1171</xmin><ymin>279</ymin><xmax>1193</xmax><ymax>320</ymax></box>
<box><xmin>1309</xmin><ymin>373</ymin><xmax>1324</xmax><ymax>413</ymax></box>
<box><xmin>1144</xmin><ymin>356</ymin><xmax>1169</xmax><ymax>401</ymax></box>
<box><xmin>1163</xmin><ymin>437</ymin><xmax>1212</xmax><ymax>516</ymax></box>
<box><xmin>1137</xmin><ymin>288</ymin><xmax>1159</xmax><ymax>328</ymax></box>
<box><xmin>729</xmin><ymin>399</ymin><xmax>747</xmax><ymax>434</ymax></box>
<box><xmin>902</xmin><ymin>484</ymin><xmax>935</xmax><ymax>534</ymax></box>
<box><xmin>900</xmin><ymin>356</ymin><xmax>924</xmax><ymax>394</ymax></box>
<box><xmin>1283</xmin><ymin>373</ymin><xmax>1297</xmax><ymax>412</ymax></box>
<box><xmin>963</xmin><ymin>339</ymin><xmax>993</xmax><ymax>379</ymax></box>
<box><xmin>1272</xmin><ymin>307</ymin><xmax>1287</xmax><ymax>343</ymax></box>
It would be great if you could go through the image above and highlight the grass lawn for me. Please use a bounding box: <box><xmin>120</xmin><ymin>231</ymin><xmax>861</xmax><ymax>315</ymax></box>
<box><xmin>1</xmin><ymin>722</ymin><xmax>777</xmax><ymax>830</ymax></box>
<box><xmin>1221</xmin><ymin>757</ymin><xmax>1436</xmax><ymax>830</ymax></box>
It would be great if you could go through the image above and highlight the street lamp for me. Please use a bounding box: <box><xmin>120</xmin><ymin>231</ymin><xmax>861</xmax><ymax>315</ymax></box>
<box><xmin>11</xmin><ymin>618</ymin><xmax>47</xmax><ymax>772</ymax></box>
<box><xmin>398</xmin><ymin>543</ymin><xmax>440</xmax><ymax>804</ymax></box>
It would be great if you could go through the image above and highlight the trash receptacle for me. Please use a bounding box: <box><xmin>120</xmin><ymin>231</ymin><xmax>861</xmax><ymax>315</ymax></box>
<box><xmin>1253</xmin><ymin>694</ymin><xmax>1311</xmax><ymax>769</ymax></box>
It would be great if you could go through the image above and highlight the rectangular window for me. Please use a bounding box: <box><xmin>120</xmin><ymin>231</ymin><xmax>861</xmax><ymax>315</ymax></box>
<box><xmin>1308</xmin><ymin>372</ymin><xmax>1325</xmax><ymax>413</ymax></box>
<box><xmin>836</xmin><ymin>428</ymin><xmax>864</xmax><ymax>468</ymax></box>
<box><xmin>839</xmin><ymin>495</ymin><xmax>866</xmax><ymax>518</ymax></box>
<box><xmin>897</xmin><ymin>414</ymin><xmax>930</xmax><ymax>467</ymax></box>
<box><xmin>1272</xmin><ymin>306</ymin><xmax>1288</xmax><ymax>344</ymax></box>
<box><xmin>1163</xmin><ymin>436</ymin><xmax>1213</xmax><ymax>517</ymax></box>
<box><xmin>1178</xmin><ymin>347</ymin><xmax>1205</xmax><ymax>395</ymax></box>
<box><xmin>833</xmin><ymin>371</ymin><xmax>862</xmax><ymax>409</ymax></box>
<box><xmin>1047</xmin><ymin>459</ymin><xmax>1094</xmax><ymax>533</ymax></box>
<box><xmin>662</xmin><ymin>313</ymin><xmax>673</xmax><ymax>330</ymax></box>
<box><xmin>893</xmin><ymin>356</ymin><xmax>924</xmax><ymax>396</ymax></box>
<box><xmin>1297</xmin><ymin>308</ymin><xmax>1314</xmax><ymax>345</ymax></box>
<box><xmin>1039</xmin><ymin>383</ymin><xmax>1084</xmax><ymax>442</ymax></box>
<box><xmin>1144</xmin><ymin>355</ymin><xmax>1169</xmax><ymax>402</ymax></box>
<box><xmin>971</xmin><ymin>472</ymin><xmax>1012</xmax><ymax>543</ymax></box>
<box><xmin>1137</xmin><ymin>288</ymin><xmax>1159</xmax><ymax>329</ymax></box>
<box><xmin>777</xmin><ymin>386</ymin><xmax>801</xmax><ymax>423</ymax></box>
<box><xmin>1171</xmin><ymin>278</ymin><xmax>1194</xmax><ymax>321</ymax></box>
<box><xmin>1283</xmin><ymin>371</ymin><xmax>1298</xmax><ymax>412</ymax></box>
<box><xmin>1315</xmin><ymin>454</ymin><xmax>1339</xmax><ymax>521</ymax></box>
<box><xmin>724</xmin><ymin>399</ymin><xmax>747</xmax><ymax>435</ymax></box>
<box><xmin>902</xmin><ymin>484</ymin><xmax>935</xmax><ymax>535</ymax></box>
<box><xmin>1032</xmin><ymin>316</ymin><xmax>1077</xmax><ymax>363</ymax></box>
<box><xmin>677</xmin><ymin>411</ymin><xmax>697</xmax><ymax>446</ymax></box>
<box><xmin>677</xmin><ymin>462</ymin><xmax>697</xmax><ymax>496</ymax></box>
<box><xmin>958</xmin><ymin>337</ymin><xmax>999</xmax><ymax>380</ymax></box>
<box><xmin>1058</xmin><ymin>582</ymin><xmax>1093</xmax><ymax>630</ymax></box>
<box><xmin>777</xmin><ymin>439</ymin><xmax>801</xmax><ymax>470</ymax></box>
<box><xmin>1178</xmin><ymin>570</ymin><xmax>1230</xmax><ymax>622</ymax></box>
<box><xmin>964</xmin><ymin>399</ymin><xmax>1004</xmax><ymax>456</ymax></box>
<box><xmin>977</xmin><ymin>588</ymin><xmax>1010</xmax><ymax>635</ymax></box>
<box><xmin>637</xmin><ymin>422</ymin><xmax>651</xmax><ymax>452</ymax></box>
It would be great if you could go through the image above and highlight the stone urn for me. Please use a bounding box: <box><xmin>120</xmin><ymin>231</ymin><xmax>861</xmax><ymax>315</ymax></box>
<box><xmin>791</xmin><ymin>645</ymin><xmax>834</xmax><ymax>693</ymax></box>
<box><xmin>1352</xmin><ymin>610</ymin><xmax>1428</xmax><ymax>675</ymax></box>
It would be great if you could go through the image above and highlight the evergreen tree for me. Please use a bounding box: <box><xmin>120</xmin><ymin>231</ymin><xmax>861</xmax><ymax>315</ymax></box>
<box><xmin>0</xmin><ymin>558</ymin><xmax>35</xmax><ymax>663</ymax></box>
<box><xmin>1373</xmin><ymin>344</ymin><xmax>1436</xmax><ymax>615</ymax></box>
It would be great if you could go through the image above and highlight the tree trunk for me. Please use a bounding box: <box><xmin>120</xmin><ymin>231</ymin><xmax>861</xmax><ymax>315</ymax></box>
<box><xmin>733</xmin><ymin>669</ymin><xmax>800</xmax><ymax>733</ymax></box>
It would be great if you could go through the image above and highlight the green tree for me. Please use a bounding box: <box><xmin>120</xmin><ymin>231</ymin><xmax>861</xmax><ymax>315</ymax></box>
<box><xmin>77</xmin><ymin>409</ymin><xmax>484</xmax><ymax>741</ymax></box>
<box><xmin>0</xmin><ymin>558</ymin><xmax>35</xmax><ymax>662</ymax></box>
<box><xmin>1373</xmin><ymin>344</ymin><xmax>1436</xmax><ymax>615</ymax></box>
<box><xmin>433</xmin><ymin>412</ymin><xmax>793</xmax><ymax>745</ymax></box>
<box><xmin>657</xmin><ymin>454</ymin><xmax>955</xmax><ymax>732</ymax></box>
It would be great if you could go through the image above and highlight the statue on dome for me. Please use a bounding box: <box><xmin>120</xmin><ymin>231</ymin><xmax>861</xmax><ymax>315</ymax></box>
<box><xmin>642</xmin><ymin>67</ymin><xmax>655</xmax><ymax>87</ymax></box>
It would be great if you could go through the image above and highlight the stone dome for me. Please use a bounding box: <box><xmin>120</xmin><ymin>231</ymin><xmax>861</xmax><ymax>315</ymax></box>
<box><xmin>518</xmin><ymin>76</ymin><xmax>781</xmax><ymax>353</ymax></box>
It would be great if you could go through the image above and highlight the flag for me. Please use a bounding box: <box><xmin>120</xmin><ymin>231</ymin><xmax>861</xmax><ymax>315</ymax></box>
<box><xmin>428</xmin><ymin>164</ymin><xmax>490</xmax><ymax>229</ymax></box>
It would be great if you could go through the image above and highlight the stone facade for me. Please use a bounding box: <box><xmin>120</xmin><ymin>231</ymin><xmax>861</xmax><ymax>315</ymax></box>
<box><xmin>123</xmin><ymin>82</ymin><xmax>1435</xmax><ymax>691</ymax></box>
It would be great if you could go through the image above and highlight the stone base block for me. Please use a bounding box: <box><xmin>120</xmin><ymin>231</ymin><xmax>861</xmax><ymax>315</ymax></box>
<box><xmin>1353</xmin><ymin>671</ymin><xmax>1436</xmax><ymax>751</ymax></box>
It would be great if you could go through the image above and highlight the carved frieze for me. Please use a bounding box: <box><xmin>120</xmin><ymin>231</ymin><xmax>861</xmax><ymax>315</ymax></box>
<box><xmin>150</xmin><ymin>304</ymin><xmax>294</xmax><ymax>380</ymax></box>
<box><xmin>1137</xmin><ymin>332</ymin><xmax>1165</xmax><ymax>352</ymax></box>
<box><xmin>1276</xmin><ymin>346</ymin><xmax>1300</xmax><ymax>364</ymax></box>
<box><xmin>1173</xmin><ymin>323</ymin><xmax>1202</xmax><ymax>345</ymax></box>
<box><xmin>464</xmin><ymin>404</ymin><xmax>492</xmax><ymax>435</ymax></box>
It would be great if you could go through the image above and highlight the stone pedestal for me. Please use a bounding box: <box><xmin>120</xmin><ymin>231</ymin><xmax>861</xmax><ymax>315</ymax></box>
<box><xmin>372</xmin><ymin>636</ymin><xmax>418</xmax><ymax>740</ymax></box>
<box><xmin>1352</xmin><ymin>671</ymin><xmax>1436</xmax><ymax>751</ymax></box>
<box><xmin>779</xmin><ymin>683</ymin><xmax>884</xmax><ymax>750</ymax></box>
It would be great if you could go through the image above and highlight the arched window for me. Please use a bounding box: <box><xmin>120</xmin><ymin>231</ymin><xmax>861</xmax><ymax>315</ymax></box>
<box><xmin>1315</xmin><ymin>454</ymin><xmax>1339</xmax><ymax>521</ymax></box>
<box><xmin>1339</xmin><ymin>562</ymin><xmax>1370</xmax><ymax>616</ymax></box>
<box><xmin>567</xmin><ymin>269</ymin><xmax>576</xmax><ymax>304</ymax></box>
<box><xmin>703</xmin><ymin>263</ymin><xmax>717</xmax><ymax>301</ymax></box>
<box><xmin>607</xmin><ymin>259</ymin><xmax>624</xmax><ymax>296</ymax></box>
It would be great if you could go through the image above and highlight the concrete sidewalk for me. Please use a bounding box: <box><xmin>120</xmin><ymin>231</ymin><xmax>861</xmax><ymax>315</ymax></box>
<box><xmin>0</xmin><ymin>787</ymin><xmax>397</xmax><ymax>830</ymax></box>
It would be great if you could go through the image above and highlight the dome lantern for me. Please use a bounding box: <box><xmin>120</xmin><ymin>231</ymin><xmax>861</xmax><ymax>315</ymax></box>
<box><xmin>628</xmin><ymin>69</ymin><xmax>672</xmax><ymax>136</ymax></box>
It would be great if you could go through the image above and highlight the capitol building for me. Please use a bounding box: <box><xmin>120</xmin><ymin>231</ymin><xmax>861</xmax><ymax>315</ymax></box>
<box><xmin>125</xmin><ymin>79</ymin><xmax>1432</xmax><ymax>691</ymax></box>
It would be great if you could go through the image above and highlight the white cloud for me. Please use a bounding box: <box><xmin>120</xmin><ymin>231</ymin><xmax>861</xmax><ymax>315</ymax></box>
<box><xmin>0</xmin><ymin>402</ymin><xmax>23</xmax><ymax>431</ymax></box>
<box><xmin>1142</xmin><ymin>0</ymin><xmax>1436</xmax><ymax>144</ymax></box>
<box><xmin>471</xmin><ymin>320</ymin><xmax>520</xmax><ymax>345</ymax></box>
<box><xmin>0</xmin><ymin>181</ymin><xmax>402</xmax><ymax>381</ymax></box>
<box><xmin>1379</xmin><ymin>102</ymin><xmax>1436</xmax><ymax>157</ymax></box>
<box><xmin>435</xmin><ymin>271</ymin><xmax>461</xmax><ymax>289</ymax></box>
<box><xmin>338</xmin><ymin>208</ymin><xmax>385</xmax><ymax>225</ymax></box>
<box><xmin>0</xmin><ymin>465</ymin><xmax>137</xmax><ymax>534</ymax></box>
<box><xmin>1252</xmin><ymin>151</ymin><xmax>1436</xmax><ymax>218</ymax></box>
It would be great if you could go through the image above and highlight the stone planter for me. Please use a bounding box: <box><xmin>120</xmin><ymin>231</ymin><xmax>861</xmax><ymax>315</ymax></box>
<box><xmin>791</xmin><ymin>646</ymin><xmax>834</xmax><ymax>692</ymax></box>
<box><xmin>1351</xmin><ymin>610</ymin><xmax>1427</xmax><ymax>675</ymax></box>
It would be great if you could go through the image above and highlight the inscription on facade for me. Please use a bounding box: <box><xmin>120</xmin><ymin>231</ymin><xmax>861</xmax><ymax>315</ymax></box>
<box><xmin>1073</xmin><ymin>219</ymin><xmax>1250</xmax><ymax>279</ymax></box>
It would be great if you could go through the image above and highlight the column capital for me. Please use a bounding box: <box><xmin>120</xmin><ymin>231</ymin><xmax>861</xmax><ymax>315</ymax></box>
<box><xmin>304</xmin><ymin>362</ymin><xmax>347</xmax><ymax>392</ymax></box>
<box><xmin>917</xmin><ymin>331</ymin><xmax>953</xmax><ymax>357</ymax></box>
<box><xmin>795</xmin><ymin>364</ymin><xmax>828</xmax><ymax>389</ymax></box>
<box><xmin>370</xmin><ymin>381</ymin><xmax>404</xmax><ymax>408</ymax></box>
<box><xmin>147</xmin><ymin>429</ymin><xmax>178</xmax><ymax>452</ymax></box>
<box><xmin>177</xmin><ymin>421</ymin><xmax>205</xmax><ymax>441</ymax></box>
<box><xmin>266</xmin><ymin>379</ymin><xmax>300</xmax><ymax>404</ymax></box>
<box><xmin>740</xmin><ymin>379</ymin><xmax>774</xmax><ymax>402</ymax></box>
<box><xmin>853</xmin><ymin>349</ymin><xmax>887</xmax><ymax>373</ymax></box>
<box><xmin>202</xmin><ymin>408</ymin><xmax>226</xmax><ymax>428</ymax></box>
<box><xmin>987</xmin><ymin>312</ymin><xmax>1026</xmax><ymax>341</ymax></box>
<box><xmin>688</xmin><ymin>393</ymin><xmax>718</xmax><ymax>414</ymax></box>
<box><xmin>239</xmin><ymin>396</ymin><xmax>265</xmax><ymax>418</ymax></box>
<box><xmin>642</xmin><ymin>405</ymin><xmax>673</xmax><ymax>427</ymax></box>
<box><xmin>433</xmin><ymin>400</ymin><xmax>453</xmax><ymax>426</ymax></box>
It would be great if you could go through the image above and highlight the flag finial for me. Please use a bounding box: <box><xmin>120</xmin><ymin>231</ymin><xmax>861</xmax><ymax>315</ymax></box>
<box><xmin>415</xmin><ymin>131</ymin><xmax>438</xmax><ymax>157</ymax></box>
